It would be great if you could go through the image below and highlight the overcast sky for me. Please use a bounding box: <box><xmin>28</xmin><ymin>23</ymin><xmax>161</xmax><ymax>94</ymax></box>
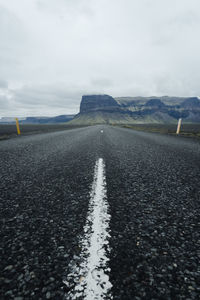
<box><xmin>1</xmin><ymin>0</ymin><xmax>200</xmax><ymax>117</ymax></box>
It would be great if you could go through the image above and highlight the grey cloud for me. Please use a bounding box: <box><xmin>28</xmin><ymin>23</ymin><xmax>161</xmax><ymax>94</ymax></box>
<box><xmin>0</xmin><ymin>5</ymin><xmax>28</xmax><ymax>82</ymax></box>
<box><xmin>0</xmin><ymin>79</ymin><xmax>8</xmax><ymax>88</ymax></box>
<box><xmin>0</xmin><ymin>96</ymin><xmax>14</xmax><ymax>117</ymax></box>
<box><xmin>0</xmin><ymin>84</ymin><xmax>83</xmax><ymax>117</ymax></box>
<box><xmin>91</xmin><ymin>78</ymin><xmax>113</xmax><ymax>88</ymax></box>
<box><xmin>36</xmin><ymin>0</ymin><xmax>94</xmax><ymax>18</ymax></box>
<box><xmin>0</xmin><ymin>97</ymin><xmax>11</xmax><ymax>109</ymax></box>
<box><xmin>0</xmin><ymin>6</ymin><xmax>27</xmax><ymax>53</ymax></box>
<box><xmin>0</xmin><ymin>0</ymin><xmax>200</xmax><ymax>117</ymax></box>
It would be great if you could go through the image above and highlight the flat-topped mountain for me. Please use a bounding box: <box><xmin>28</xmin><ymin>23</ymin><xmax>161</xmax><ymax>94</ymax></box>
<box><xmin>80</xmin><ymin>94</ymin><xmax>120</xmax><ymax>112</ymax></box>
<box><xmin>70</xmin><ymin>95</ymin><xmax>200</xmax><ymax>124</ymax></box>
<box><xmin>145</xmin><ymin>99</ymin><xmax>166</xmax><ymax>107</ymax></box>
<box><xmin>182</xmin><ymin>97</ymin><xmax>200</xmax><ymax>108</ymax></box>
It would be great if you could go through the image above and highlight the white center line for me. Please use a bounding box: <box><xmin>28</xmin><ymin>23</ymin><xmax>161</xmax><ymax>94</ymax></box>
<box><xmin>65</xmin><ymin>158</ymin><xmax>112</xmax><ymax>299</ymax></box>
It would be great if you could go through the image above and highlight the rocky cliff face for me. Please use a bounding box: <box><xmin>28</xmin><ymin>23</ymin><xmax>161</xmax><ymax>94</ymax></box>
<box><xmin>80</xmin><ymin>94</ymin><xmax>119</xmax><ymax>113</ymax></box>
<box><xmin>182</xmin><ymin>97</ymin><xmax>200</xmax><ymax>108</ymax></box>
<box><xmin>70</xmin><ymin>95</ymin><xmax>200</xmax><ymax>124</ymax></box>
<box><xmin>145</xmin><ymin>99</ymin><xmax>166</xmax><ymax>108</ymax></box>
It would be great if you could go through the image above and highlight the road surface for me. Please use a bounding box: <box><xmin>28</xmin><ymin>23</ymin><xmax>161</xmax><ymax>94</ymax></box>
<box><xmin>0</xmin><ymin>125</ymin><xmax>200</xmax><ymax>299</ymax></box>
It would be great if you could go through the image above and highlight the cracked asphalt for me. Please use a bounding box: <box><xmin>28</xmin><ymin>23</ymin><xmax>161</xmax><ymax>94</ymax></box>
<box><xmin>0</xmin><ymin>125</ymin><xmax>200</xmax><ymax>299</ymax></box>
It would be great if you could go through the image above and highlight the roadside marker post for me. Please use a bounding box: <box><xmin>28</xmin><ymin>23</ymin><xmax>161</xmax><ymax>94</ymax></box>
<box><xmin>15</xmin><ymin>118</ymin><xmax>21</xmax><ymax>135</ymax></box>
<box><xmin>176</xmin><ymin>118</ymin><xmax>182</xmax><ymax>135</ymax></box>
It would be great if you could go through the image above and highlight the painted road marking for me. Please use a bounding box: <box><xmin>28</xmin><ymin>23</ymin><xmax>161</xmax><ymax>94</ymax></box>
<box><xmin>65</xmin><ymin>158</ymin><xmax>112</xmax><ymax>299</ymax></box>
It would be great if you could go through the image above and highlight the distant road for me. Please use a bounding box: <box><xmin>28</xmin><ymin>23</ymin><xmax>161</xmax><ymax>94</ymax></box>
<box><xmin>1</xmin><ymin>126</ymin><xmax>200</xmax><ymax>299</ymax></box>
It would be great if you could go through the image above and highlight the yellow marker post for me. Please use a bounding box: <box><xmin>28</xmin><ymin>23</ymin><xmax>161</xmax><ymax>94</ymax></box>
<box><xmin>15</xmin><ymin>118</ymin><xmax>21</xmax><ymax>135</ymax></box>
<box><xmin>176</xmin><ymin>118</ymin><xmax>182</xmax><ymax>135</ymax></box>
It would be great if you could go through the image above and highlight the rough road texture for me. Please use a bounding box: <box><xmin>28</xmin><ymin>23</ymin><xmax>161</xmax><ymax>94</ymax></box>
<box><xmin>0</xmin><ymin>125</ymin><xmax>200</xmax><ymax>299</ymax></box>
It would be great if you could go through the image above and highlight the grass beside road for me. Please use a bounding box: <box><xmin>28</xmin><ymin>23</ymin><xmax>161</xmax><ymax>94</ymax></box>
<box><xmin>120</xmin><ymin>123</ymin><xmax>200</xmax><ymax>139</ymax></box>
<box><xmin>0</xmin><ymin>124</ymin><xmax>89</xmax><ymax>140</ymax></box>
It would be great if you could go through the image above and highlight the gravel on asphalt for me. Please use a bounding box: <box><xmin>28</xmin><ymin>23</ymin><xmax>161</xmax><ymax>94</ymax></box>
<box><xmin>0</xmin><ymin>125</ymin><xmax>200</xmax><ymax>299</ymax></box>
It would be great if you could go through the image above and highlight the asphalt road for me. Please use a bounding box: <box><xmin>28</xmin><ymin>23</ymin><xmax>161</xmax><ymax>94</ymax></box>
<box><xmin>0</xmin><ymin>125</ymin><xmax>200</xmax><ymax>300</ymax></box>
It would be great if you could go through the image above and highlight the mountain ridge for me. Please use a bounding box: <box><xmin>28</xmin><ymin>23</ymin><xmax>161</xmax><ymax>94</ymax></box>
<box><xmin>70</xmin><ymin>94</ymin><xmax>200</xmax><ymax>124</ymax></box>
<box><xmin>0</xmin><ymin>115</ymin><xmax>75</xmax><ymax>124</ymax></box>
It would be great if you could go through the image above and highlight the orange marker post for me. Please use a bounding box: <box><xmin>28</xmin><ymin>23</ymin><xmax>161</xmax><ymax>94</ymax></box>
<box><xmin>176</xmin><ymin>118</ymin><xmax>182</xmax><ymax>135</ymax></box>
<box><xmin>15</xmin><ymin>118</ymin><xmax>21</xmax><ymax>135</ymax></box>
